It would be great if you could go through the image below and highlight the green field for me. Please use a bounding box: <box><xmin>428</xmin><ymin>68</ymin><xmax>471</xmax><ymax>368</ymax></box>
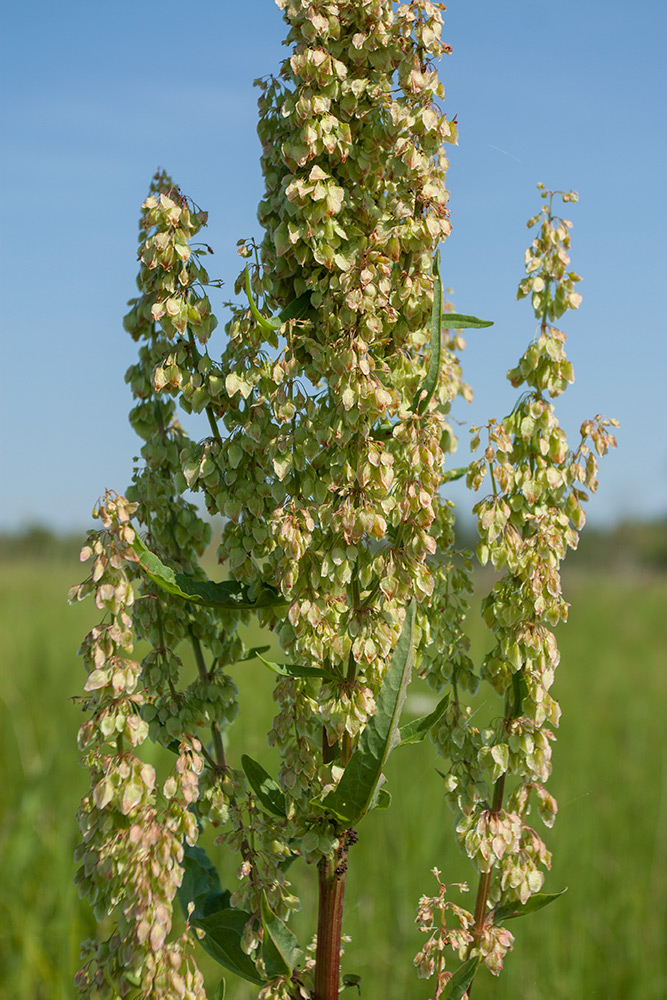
<box><xmin>1</xmin><ymin>554</ymin><xmax>665</xmax><ymax>999</ymax></box>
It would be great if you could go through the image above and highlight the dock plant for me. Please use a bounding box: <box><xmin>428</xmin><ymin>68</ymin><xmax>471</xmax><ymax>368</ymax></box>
<box><xmin>70</xmin><ymin>3</ymin><xmax>616</xmax><ymax>998</ymax></box>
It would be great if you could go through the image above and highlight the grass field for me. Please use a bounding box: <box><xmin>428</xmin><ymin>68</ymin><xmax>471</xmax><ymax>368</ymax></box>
<box><xmin>1</xmin><ymin>554</ymin><xmax>665</xmax><ymax>999</ymax></box>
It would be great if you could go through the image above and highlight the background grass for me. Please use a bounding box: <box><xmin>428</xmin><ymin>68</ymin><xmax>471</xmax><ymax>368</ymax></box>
<box><xmin>1</xmin><ymin>545</ymin><xmax>665</xmax><ymax>999</ymax></box>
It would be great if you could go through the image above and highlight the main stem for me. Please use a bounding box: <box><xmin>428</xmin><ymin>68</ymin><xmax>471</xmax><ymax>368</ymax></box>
<box><xmin>314</xmin><ymin>570</ymin><xmax>360</xmax><ymax>997</ymax></box>
<box><xmin>314</xmin><ymin>843</ymin><xmax>348</xmax><ymax>1000</ymax></box>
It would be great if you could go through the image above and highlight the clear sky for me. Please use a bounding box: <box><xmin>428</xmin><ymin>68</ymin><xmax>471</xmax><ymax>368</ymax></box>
<box><xmin>1</xmin><ymin>0</ymin><xmax>665</xmax><ymax>531</ymax></box>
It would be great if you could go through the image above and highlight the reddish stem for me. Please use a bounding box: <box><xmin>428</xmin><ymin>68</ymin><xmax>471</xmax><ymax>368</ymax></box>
<box><xmin>471</xmin><ymin>773</ymin><xmax>506</xmax><ymax>941</ymax></box>
<box><xmin>314</xmin><ymin>841</ymin><xmax>349</xmax><ymax>1000</ymax></box>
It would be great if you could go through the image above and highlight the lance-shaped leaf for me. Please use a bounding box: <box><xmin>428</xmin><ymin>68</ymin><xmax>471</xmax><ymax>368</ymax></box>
<box><xmin>493</xmin><ymin>888</ymin><xmax>568</xmax><ymax>923</ymax></box>
<box><xmin>260</xmin><ymin>891</ymin><xmax>303</xmax><ymax>979</ymax></box>
<box><xmin>441</xmin><ymin>313</ymin><xmax>494</xmax><ymax>329</ymax></box>
<box><xmin>212</xmin><ymin>979</ymin><xmax>226</xmax><ymax>1000</ymax></box>
<box><xmin>132</xmin><ymin>535</ymin><xmax>287</xmax><ymax>611</ymax></box>
<box><xmin>241</xmin><ymin>754</ymin><xmax>287</xmax><ymax>818</ymax></box>
<box><xmin>443</xmin><ymin>956</ymin><xmax>479</xmax><ymax>999</ymax></box>
<box><xmin>277</xmin><ymin>289</ymin><xmax>313</xmax><ymax>324</ymax></box>
<box><xmin>235</xmin><ymin>644</ymin><xmax>272</xmax><ymax>663</ymax></box>
<box><xmin>511</xmin><ymin>670</ymin><xmax>529</xmax><ymax>717</ymax></box>
<box><xmin>317</xmin><ymin>601</ymin><xmax>415</xmax><ymax>826</ymax></box>
<box><xmin>192</xmin><ymin>908</ymin><xmax>264</xmax><ymax>985</ymax></box>
<box><xmin>370</xmin><ymin>420</ymin><xmax>393</xmax><ymax>440</ymax></box>
<box><xmin>245</xmin><ymin>266</ymin><xmax>279</xmax><ymax>333</ymax></box>
<box><xmin>413</xmin><ymin>250</ymin><xmax>444</xmax><ymax>415</ymax></box>
<box><xmin>399</xmin><ymin>692</ymin><xmax>450</xmax><ymax>747</ymax></box>
<box><xmin>442</xmin><ymin>466</ymin><xmax>469</xmax><ymax>484</ymax></box>
<box><xmin>244</xmin><ymin>266</ymin><xmax>312</xmax><ymax>332</ymax></box>
<box><xmin>412</xmin><ymin>251</ymin><xmax>493</xmax><ymax>415</ymax></box>
<box><xmin>177</xmin><ymin>843</ymin><xmax>230</xmax><ymax>921</ymax></box>
<box><xmin>256</xmin><ymin>651</ymin><xmax>331</xmax><ymax>680</ymax></box>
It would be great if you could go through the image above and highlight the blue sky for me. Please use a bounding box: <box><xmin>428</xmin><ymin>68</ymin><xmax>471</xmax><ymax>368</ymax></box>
<box><xmin>1</xmin><ymin>0</ymin><xmax>665</xmax><ymax>531</ymax></box>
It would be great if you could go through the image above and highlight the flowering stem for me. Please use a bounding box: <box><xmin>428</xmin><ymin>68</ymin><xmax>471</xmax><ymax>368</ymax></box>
<box><xmin>470</xmin><ymin>772</ymin><xmax>506</xmax><ymax>943</ymax></box>
<box><xmin>188</xmin><ymin>624</ymin><xmax>227</xmax><ymax>773</ymax></box>
<box><xmin>186</xmin><ymin>329</ymin><xmax>222</xmax><ymax>445</ymax></box>
<box><xmin>467</xmin><ymin>663</ymin><xmax>527</xmax><ymax>995</ymax></box>
<box><xmin>469</xmin><ymin>685</ymin><xmax>516</xmax><ymax>965</ymax></box>
<box><xmin>206</xmin><ymin>406</ymin><xmax>222</xmax><ymax>444</ymax></box>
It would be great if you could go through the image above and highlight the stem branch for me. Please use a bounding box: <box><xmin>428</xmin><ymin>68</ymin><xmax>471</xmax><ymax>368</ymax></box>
<box><xmin>470</xmin><ymin>772</ymin><xmax>506</xmax><ymax>943</ymax></box>
<box><xmin>467</xmin><ymin>679</ymin><xmax>520</xmax><ymax>994</ymax></box>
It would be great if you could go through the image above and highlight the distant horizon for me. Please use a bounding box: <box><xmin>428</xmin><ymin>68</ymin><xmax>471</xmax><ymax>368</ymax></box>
<box><xmin>2</xmin><ymin>508</ymin><xmax>665</xmax><ymax>540</ymax></box>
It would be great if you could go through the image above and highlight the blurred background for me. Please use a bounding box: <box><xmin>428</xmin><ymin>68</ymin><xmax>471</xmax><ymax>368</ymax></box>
<box><xmin>1</xmin><ymin>529</ymin><xmax>665</xmax><ymax>999</ymax></box>
<box><xmin>1</xmin><ymin>0</ymin><xmax>665</xmax><ymax>997</ymax></box>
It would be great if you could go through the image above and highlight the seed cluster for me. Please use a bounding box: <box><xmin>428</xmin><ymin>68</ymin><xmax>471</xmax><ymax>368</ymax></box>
<box><xmin>416</xmin><ymin>189</ymin><xmax>617</xmax><ymax>985</ymax></box>
<box><xmin>71</xmin><ymin>495</ymin><xmax>207</xmax><ymax>999</ymax></box>
<box><xmin>208</xmin><ymin>0</ymin><xmax>462</xmax><ymax>832</ymax></box>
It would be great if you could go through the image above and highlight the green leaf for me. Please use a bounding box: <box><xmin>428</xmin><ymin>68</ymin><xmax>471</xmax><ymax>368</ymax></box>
<box><xmin>277</xmin><ymin>852</ymin><xmax>299</xmax><ymax>873</ymax></box>
<box><xmin>441</xmin><ymin>313</ymin><xmax>494</xmax><ymax>329</ymax></box>
<box><xmin>317</xmin><ymin>601</ymin><xmax>415</xmax><ymax>826</ymax></box>
<box><xmin>511</xmin><ymin>670</ymin><xmax>529</xmax><ymax>716</ymax></box>
<box><xmin>132</xmin><ymin>535</ymin><xmax>287</xmax><ymax>611</ymax></box>
<box><xmin>241</xmin><ymin>754</ymin><xmax>287</xmax><ymax>818</ymax></box>
<box><xmin>412</xmin><ymin>253</ymin><xmax>494</xmax><ymax>416</ymax></box>
<box><xmin>493</xmin><ymin>888</ymin><xmax>568</xmax><ymax>923</ymax></box>
<box><xmin>342</xmin><ymin>974</ymin><xmax>361</xmax><ymax>993</ymax></box>
<box><xmin>244</xmin><ymin>266</ymin><xmax>280</xmax><ymax>333</ymax></box>
<box><xmin>400</xmin><ymin>693</ymin><xmax>450</xmax><ymax>746</ymax></box>
<box><xmin>212</xmin><ymin>978</ymin><xmax>226</xmax><ymax>1000</ymax></box>
<box><xmin>442</xmin><ymin>466</ymin><xmax>469</xmax><ymax>484</ymax></box>
<box><xmin>193</xmin><ymin>909</ymin><xmax>264</xmax><ymax>985</ymax></box>
<box><xmin>256</xmin><ymin>652</ymin><xmax>331</xmax><ymax>680</ymax></box>
<box><xmin>370</xmin><ymin>420</ymin><xmax>393</xmax><ymax>440</ymax></box>
<box><xmin>277</xmin><ymin>290</ymin><xmax>312</xmax><ymax>323</ymax></box>
<box><xmin>177</xmin><ymin>843</ymin><xmax>230</xmax><ymax>921</ymax></box>
<box><xmin>202</xmin><ymin>890</ymin><xmax>234</xmax><ymax>917</ymax></box>
<box><xmin>260</xmin><ymin>891</ymin><xmax>303</xmax><ymax>979</ymax></box>
<box><xmin>244</xmin><ymin>268</ymin><xmax>312</xmax><ymax>332</ymax></box>
<box><xmin>410</xmin><ymin>250</ymin><xmax>492</xmax><ymax>415</ymax></box>
<box><xmin>371</xmin><ymin>787</ymin><xmax>392</xmax><ymax>811</ymax></box>
<box><xmin>276</xmin><ymin>838</ymin><xmax>300</xmax><ymax>873</ymax></box>
<box><xmin>412</xmin><ymin>250</ymin><xmax>443</xmax><ymax>415</ymax></box>
<box><xmin>443</xmin><ymin>956</ymin><xmax>479</xmax><ymax>999</ymax></box>
<box><xmin>235</xmin><ymin>645</ymin><xmax>272</xmax><ymax>663</ymax></box>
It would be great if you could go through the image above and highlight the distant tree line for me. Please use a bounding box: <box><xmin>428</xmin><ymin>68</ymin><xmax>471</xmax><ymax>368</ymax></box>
<box><xmin>455</xmin><ymin>517</ymin><xmax>667</xmax><ymax>574</ymax></box>
<box><xmin>0</xmin><ymin>525</ymin><xmax>83</xmax><ymax>562</ymax></box>
<box><xmin>2</xmin><ymin>518</ymin><xmax>666</xmax><ymax>573</ymax></box>
<box><xmin>570</xmin><ymin>517</ymin><xmax>667</xmax><ymax>573</ymax></box>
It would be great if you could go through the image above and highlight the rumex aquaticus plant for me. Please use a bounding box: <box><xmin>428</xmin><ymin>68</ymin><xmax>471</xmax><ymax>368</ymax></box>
<box><xmin>70</xmin><ymin>4</ymin><xmax>616</xmax><ymax>999</ymax></box>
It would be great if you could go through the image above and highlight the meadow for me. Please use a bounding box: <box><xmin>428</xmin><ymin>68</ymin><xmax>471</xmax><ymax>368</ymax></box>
<box><xmin>1</xmin><ymin>545</ymin><xmax>665</xmax><ymax>1000</ymax></box>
